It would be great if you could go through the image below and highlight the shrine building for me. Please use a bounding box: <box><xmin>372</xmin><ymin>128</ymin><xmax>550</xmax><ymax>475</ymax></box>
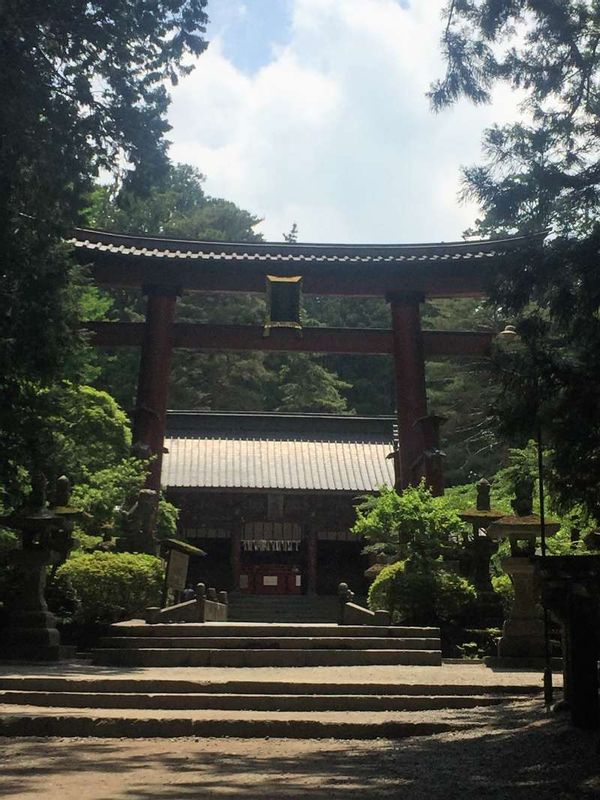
<box><xmin>162</xmin><ymin>410</ymin><xmax>395</xmax><ymax>596</ymax></box>
<box><xmin>74</xmin><ymin>226</ymin><xmax>543</xmax><ymax>597</ymax></box>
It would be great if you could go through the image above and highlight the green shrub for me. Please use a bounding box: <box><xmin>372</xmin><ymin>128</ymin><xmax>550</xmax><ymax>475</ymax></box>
<box><xmin>56</xmin><ymin>551</ymin><xmax>164</xmax><ymax>624</ymax></box>
<box><xmin>368</xmin><ymin>561</ymin><xmax>406</xmax><ymax>613</ymax></box>
<box><xmin>435</xmin><ymin>570</ymin><xmax>477</xmax><ymax>621</ymax></box>
<box><xmin>368</xmin><ymin>559</ymin><xmax>477</xmax><ymax>625</ymax></box>
<box><xmin>492</xmin><ymin>573</ymin><xmax>514</xmax><ymax>615</ymax></box>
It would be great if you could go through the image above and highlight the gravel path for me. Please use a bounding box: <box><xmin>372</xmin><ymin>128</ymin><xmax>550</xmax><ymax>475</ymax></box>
<box><xmin>0</xmin><ymin>700</ymin><xmax>597</xmax><ymax>800</ymax></box>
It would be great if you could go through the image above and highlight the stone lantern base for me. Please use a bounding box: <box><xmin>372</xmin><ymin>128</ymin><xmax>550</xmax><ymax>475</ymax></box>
<box><xmin>2</xmin><ymin>550</ymin><xmax>62</xmax><ymax>661</ymax></box>
<box><xmin>496</xmin><ymin>556</ymin><xmax>546</xmax><ymax>660</ymax></box>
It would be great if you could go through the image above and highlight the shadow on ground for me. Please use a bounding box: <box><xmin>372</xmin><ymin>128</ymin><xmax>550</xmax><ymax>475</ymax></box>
<box><xmin>0</xmin><ymin>701</ymin><xmax>598</xmax><ymax>800</ymax></box>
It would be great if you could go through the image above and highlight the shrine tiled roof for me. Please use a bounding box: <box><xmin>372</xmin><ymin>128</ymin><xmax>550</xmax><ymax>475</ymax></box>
<box><xmin>72</xmin><ymin>227</ymin><xmax>544</xmax><ymax>266</ymax></box>
<box><xmin>162</xmin><ymin>412</ymin><xmax>395</xmax><ymax>493</ymax></box>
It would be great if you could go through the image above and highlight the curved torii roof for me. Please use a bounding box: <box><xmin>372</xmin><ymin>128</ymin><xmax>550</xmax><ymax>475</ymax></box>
<box><xmin>71</xmin><ymin>226</ymin><xmax>545</xmax><ymax>298</ymax></box>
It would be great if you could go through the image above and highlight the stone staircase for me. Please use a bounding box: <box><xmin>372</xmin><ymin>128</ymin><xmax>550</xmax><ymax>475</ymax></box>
<box><xmin>0</xmin><ymin>672</ymin><xmax>540</xmax><ymax>739</ymax></box>
<box><xmin>227</xmin><ymin>594</ymin><xmax>340</xmax><ymax>623</ymax></box>
<box><xmin>91</xmin><ymin>622</ymin><xmax>443</xmax><ymax>667</ymax></box>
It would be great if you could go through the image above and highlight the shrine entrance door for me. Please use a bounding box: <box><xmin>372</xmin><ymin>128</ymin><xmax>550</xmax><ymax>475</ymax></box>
<box><xmin>238</xmin><ymin>521</ymin><xmax>303</xmax><ymax>595</ymax></box>
<box><xmin>240</xmin><ymin>564</ymin><xmax>301</xmax><ymax>595</ymax></box>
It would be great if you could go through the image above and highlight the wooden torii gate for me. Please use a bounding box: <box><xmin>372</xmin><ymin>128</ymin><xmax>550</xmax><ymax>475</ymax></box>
<box><xmin>73</xmin><ymin>227</ymin><xmax>542</xmax><ymax>494</ymax></box>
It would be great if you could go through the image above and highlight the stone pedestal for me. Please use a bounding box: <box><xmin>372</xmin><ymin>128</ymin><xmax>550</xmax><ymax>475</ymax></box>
<box><xmin>535</xmin><ymin>555</ymin><xmax>600</xmax><ymax>730</ymax></box>
<box><xmin>497</xmin><ymin>556</ymin><xmax>545</xmax><ymax>659</ymax></box>
<box><xmin>4</xmin><ymin>549</ymin><xmax>61</xmax><ymax>660</ymax></box>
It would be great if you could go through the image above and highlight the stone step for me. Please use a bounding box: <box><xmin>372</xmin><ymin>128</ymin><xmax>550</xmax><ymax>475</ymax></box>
<box><xmin>0</xmin><ymin>705</ymin><xmax>494</xmax><ymax>739</ymax></box>
<box><xmin>0</xmin><ymin>677</ymin><xmax>540</xmax><ymax>697</ymax></box>
<box><xmin>227</xmin><ymin>603</ymin><xmax>339</xmax><ymax>622</ymax></box>
<box><xmin>229</xmin><ymin>613</ymin><xmax>337</xmax><ymax>622</ymax></box>
<box><xmin>110</xmin><ymin>622</ymin><xmax>440</xmax><ymax>638</ymax></box>
<box><xmin>0</xmin><ymin>689</ymin><xmax>518</xmax><ymax>712</ymax></box>
<box><xmin>98</xmin><ymin>636</ymin><xmax>441</xmax><ymax>651</ymax></box>
<box><xmin>92</xmin><ymin>648</ymin><xmax>442</xmax><ymax>667</ymax></box>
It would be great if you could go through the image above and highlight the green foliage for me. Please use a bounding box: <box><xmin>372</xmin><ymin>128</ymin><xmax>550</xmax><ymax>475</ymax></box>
<box><xmin>492</xmin><ymin>573</ymin><xmax>514</xmax><ymax>616</ymax></box>
<box><xmin>1</xmin><ymin>382</ymin><xmax>134</xmax><ymax>507</ymax></box>
<box><xmin>85</xmin><ymin>166</ymin><xmax>263</xmax><ymax>242</ymax></box>
<box><xmin>0</xmin><ymin>1</ymin><xmax>208</xmax><ymax>505</ymax></box>
<box><xmin>457</xmin><ymin>628</ymin><xmax>501</xmax><ymax>660</ymax></box>
<box><xmin>368</xmin><ymin>560</ymin><xmax>406</xmax><ymax>612</ymax></box>
<box><xmin>72</xmin><ymin>458</ymin><xmax>147</xmax><ymax>537</ymax></box>
<box><xmin>352</xmin><ymin>484</ymin><xmax>465</xmax><ymax>560</ymax></box>
<box><xmin>72</xmin><ymin>457</ymin><xmax>178</xmax><ymax>540</ymax></box>
<box><xmin>56</xmin><ymin>552</ymin><xmax>164</xmax><ymax>624</ymax></box>
<box><xmin>423</xmin><ymin>297</ymin><xmax>504</xmax><ymax>484</ymax></box>
<box><xmin>275</xmin><ymin>355</ymin><xmax>352</xmax><ymax>414</ymax></box>
<box><xmin>357</xmin><ymin>486</ymin><xmax>476</xmax><ymax>625</ymax></box>
<box><xmin>0</xmin><ymin>529</ymin><xmax>18</xmax><ymax>565</ymax></box>
<box><xmin>444</xmin><ymin>442</ymin><xmax>545</xmax><ymax>516</ymax></box>
<box><xmin>435</xmin><ymin>570</ymin><xmax>478</xmax><ymax>622</ymax></box>
<box><xmin>50</xmin><ymin>384</ymin><xmax>132</xmax><ymax>484</ymax></box>
<box><xmin>431</xmin><ymin>4</ymin><xmax>600</xmax><ymax>518</ymax></box>
<box><xmin>489</xmin><ymin>235</ymin><xmax>600</xmax><ymax>520</ymax></box>
<box><xmin>368</xmin><ymin>560</ymin><xmax>477</xmax><ymax>625</ymax></box>
<box><xmin>432</xmin><ymin>1</ymin><xmax>600</xmax><ymax>235</ymax></box>
<box><xmin>157</xmin><ymin>499</ymin><xmax>180</xmax><ymax>541</ymax></box>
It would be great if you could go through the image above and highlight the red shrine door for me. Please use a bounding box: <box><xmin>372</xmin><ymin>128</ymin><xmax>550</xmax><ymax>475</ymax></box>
<box><xmin>238</xmin><ymin>522</ymin><xmax>303</xmax><ymax>594</ymax></box>
<box><xmin>240</xmin><ymin>564</ymin><xmax>301</xmax><ymax>595</ymax></box>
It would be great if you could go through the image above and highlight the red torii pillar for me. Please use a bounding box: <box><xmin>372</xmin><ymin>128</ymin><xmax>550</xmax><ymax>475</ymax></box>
<box><xmin>387</xmin><ymin>292</ymin><xmax>444</xmax><ymax>496</ymax></box>
<box><xmin>132</xmin><ymin>285</ymin><xmax>179</xmax><ymax>491</ymax></box>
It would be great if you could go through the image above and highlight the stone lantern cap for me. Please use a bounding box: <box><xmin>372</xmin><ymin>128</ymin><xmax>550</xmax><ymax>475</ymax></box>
<box><xmin>459</xmin><ymin>507</ymin><xmax>506</xmax><ymax>527</ymax></box>
<box><xmin>487</xmin><ymin>513</ymin><xmax>560</xmax><ymax>541</ymax></box>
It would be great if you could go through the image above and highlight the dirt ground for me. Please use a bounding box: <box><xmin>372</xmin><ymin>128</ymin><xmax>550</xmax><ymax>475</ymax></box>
<box><xmin>0</xmin><ymin>660</ymin><xmax>562</xmax><ymax>687</ymax></box>
<box><xmin>1</xmin><ymin>700</ymin><xmax>599</xmax><ymax>800</ymax></box>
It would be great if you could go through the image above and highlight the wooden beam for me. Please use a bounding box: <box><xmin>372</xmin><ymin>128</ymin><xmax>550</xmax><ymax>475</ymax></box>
<box><xmin>83</xmin><ymin>322</ymin><xmax>493</xmax><ymax>357</ymax></box>
<box><xmin>80</xmin><ymin>252</ymin><xmax>490</xmax><ymax>298</ymax></box>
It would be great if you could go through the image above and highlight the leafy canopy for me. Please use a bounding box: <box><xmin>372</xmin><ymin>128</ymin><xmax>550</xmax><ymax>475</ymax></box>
<box><xmin>352</xmin><ymin>484</ymin><xmax>465</xmax><ymax>561</ymax></box>
<box><xmin>0</xmin><ymin>1</ymin><xmax>209</xmax><ymax>500</ymax></box>
<box><xmin>432</xmin><ymin>2</ymin><xmax>600</xmax><ymax>519</ymax></box>
<box><xmin>432</xmin><ymin>1</ymin><xmax>600</xmax><ymax>233</ymax></box>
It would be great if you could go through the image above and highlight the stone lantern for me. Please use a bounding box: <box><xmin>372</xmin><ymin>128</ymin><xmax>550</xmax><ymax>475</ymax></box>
<box><xmin>458</xmin><ymin>478</ymin><xmax>505</xmax><ymax>622</ymax></box>
<box><xmin>486</xmin><ymin>479</ymin><xmax>559</xmax><ymax>662</ymax></box>
<box><xmin>1</xmin><ymin>474</ymin><xmax>79</xmax><ymax>660</ymax></box>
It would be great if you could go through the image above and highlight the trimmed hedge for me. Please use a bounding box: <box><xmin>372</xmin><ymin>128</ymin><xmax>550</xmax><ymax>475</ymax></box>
<box><xmin>56</xmin><ymin>551</ymin><xmax>164</xmax><ymax>624</ymax></box>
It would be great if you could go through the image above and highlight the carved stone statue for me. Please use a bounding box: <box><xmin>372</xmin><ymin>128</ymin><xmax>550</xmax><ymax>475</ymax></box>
<box><xmin>54</xmin><ymin>474</ymin><xmax>71</xmax><ymax>508</ymax></box>
<box><xmin>512</xmin><ymin>475</ymin><xmax>535</xmax><ymax>517</ymax></box>
<box><xmin>476</xmin><ymin>478</ymin><xmax>491</xmax><ymax>511</ymax></box>
<box><xmin>120</xmin><ymin>488</ymin><xmax>159</xmax><ymax>554</ymax></box>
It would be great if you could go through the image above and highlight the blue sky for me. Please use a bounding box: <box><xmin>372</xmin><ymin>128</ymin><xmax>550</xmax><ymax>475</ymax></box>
<box><xmin>207</xmin><ymin>0</ymin><xmax>294</xmax><ymax>73</ymax></box>
<box><xmin>168</xmin><ymin>0</ymin><xmax>520</xmax><ymax>243</ymax></box>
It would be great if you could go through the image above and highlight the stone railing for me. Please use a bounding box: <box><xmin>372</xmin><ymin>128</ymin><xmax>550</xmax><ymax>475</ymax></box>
<box><xmin>145</xmin><ymin>583</ymin><xmax>228</xmax><ymax>624</ymax></box>
<box><xmin>337</xmin><ymin>582</ymin><xmax>391</xmax><ymax>626</ymax></box>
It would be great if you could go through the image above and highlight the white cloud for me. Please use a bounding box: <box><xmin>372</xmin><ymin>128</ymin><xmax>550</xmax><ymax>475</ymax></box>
<box><xmin>168</xmin><ymin>0</ymin><xmax>522</xmax><ymax>243</ymax></box>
